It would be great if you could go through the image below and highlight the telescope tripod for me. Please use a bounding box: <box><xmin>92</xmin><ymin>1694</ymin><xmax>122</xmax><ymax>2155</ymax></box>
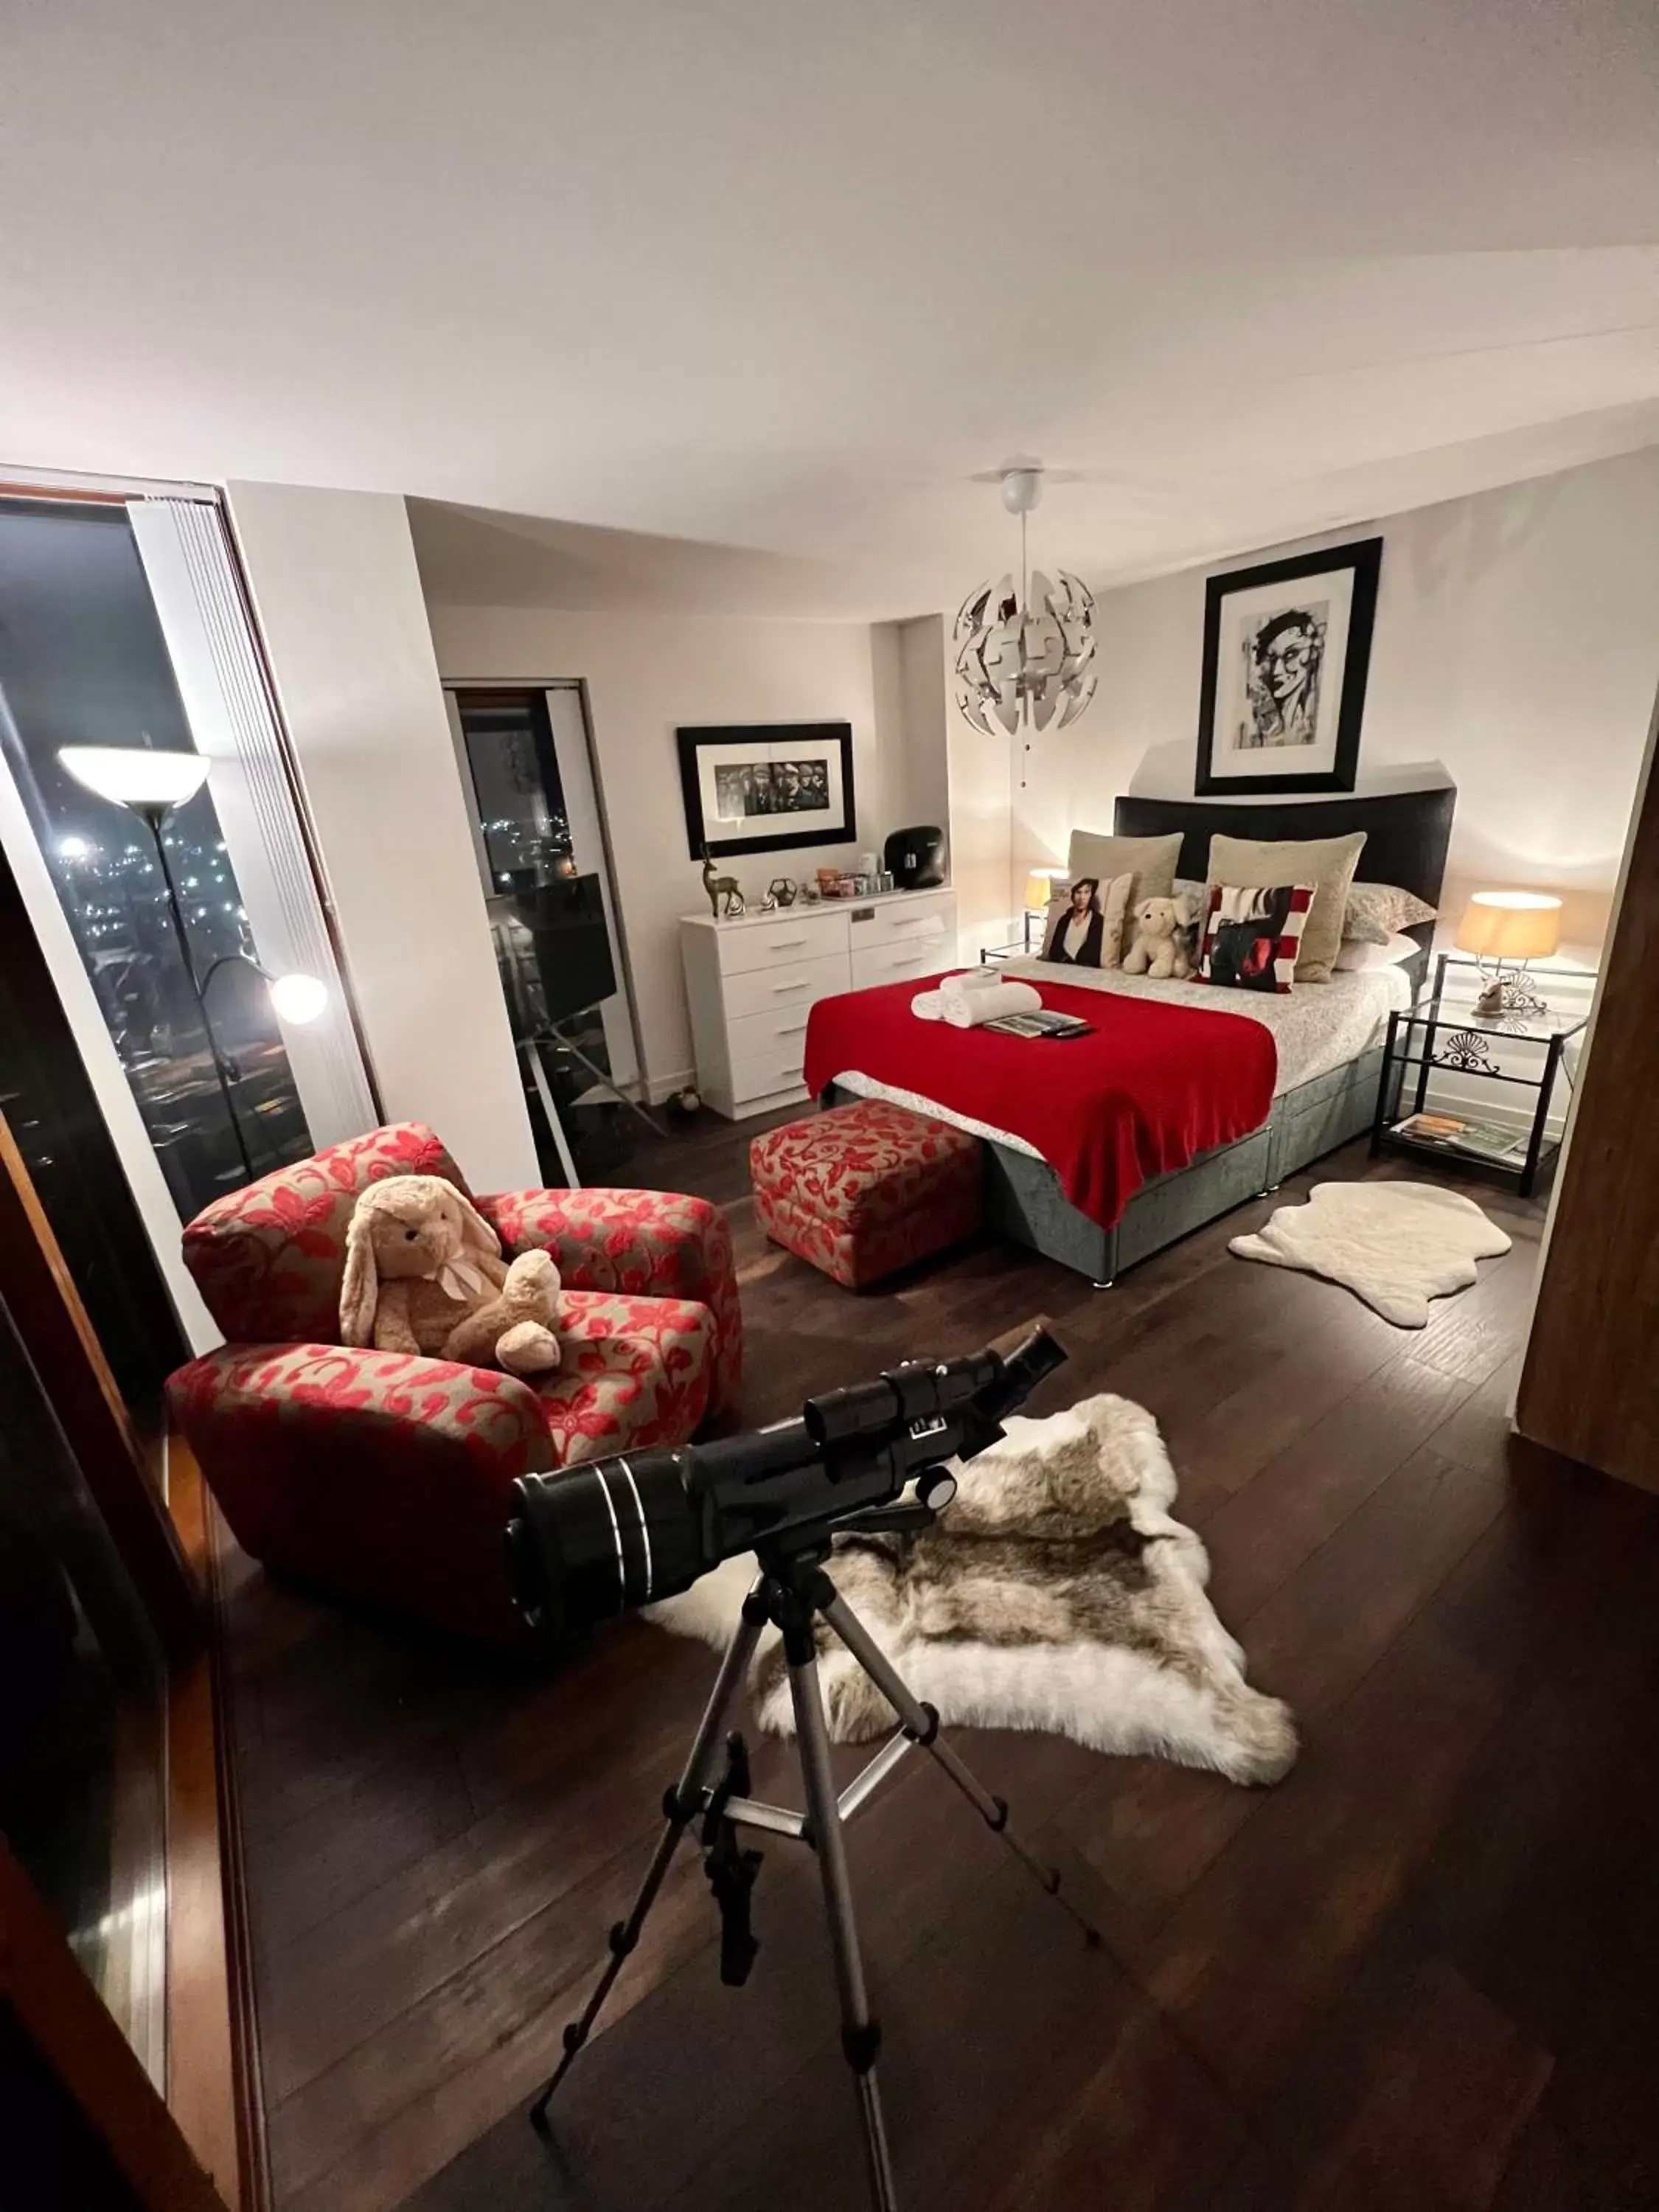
<box><xmin>529</xmin><ymin>1537</ymin><xmax>1103</xmax><ymax>2211</ymax></box>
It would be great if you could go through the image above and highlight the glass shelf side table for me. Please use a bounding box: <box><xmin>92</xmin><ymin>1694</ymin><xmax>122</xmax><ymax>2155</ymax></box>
<box><xmin>1368</xmin><ymin>953</ymin><xmax>1590</xmax><ymax>1198</ymax></box>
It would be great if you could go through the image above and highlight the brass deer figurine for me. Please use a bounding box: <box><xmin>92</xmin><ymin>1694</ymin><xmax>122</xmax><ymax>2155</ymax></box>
<box><xmin>700</xmin><ymin>845</ymin><xmax>745</xmax><ymax>920</ymax></box>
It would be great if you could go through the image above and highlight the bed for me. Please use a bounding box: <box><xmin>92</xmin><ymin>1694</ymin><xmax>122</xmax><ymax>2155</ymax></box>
<box><xmin>813</xmin><ymin>783</ymin><xmax>1455</xmax><ymax>1286</ymax></box>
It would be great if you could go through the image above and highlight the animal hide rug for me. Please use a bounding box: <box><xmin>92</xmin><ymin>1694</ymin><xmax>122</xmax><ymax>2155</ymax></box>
<box><xmin>646</xmin><ymin>1392</ymin><xmax>1296</xmax><ymax>1787</ymax></box>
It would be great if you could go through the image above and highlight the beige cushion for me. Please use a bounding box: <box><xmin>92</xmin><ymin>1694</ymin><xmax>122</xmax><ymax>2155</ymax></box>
<box><xmin>1067</xmin><ymin>829</ymin><xmax>1183</xmax><ymax>913</ymax></box>
<box><xmin>1039</xmin><ymin>869</ymin><xmax>1135</xmax><ymax>969</ymax></box>
<box><xmin>1206</xmin><ymin>830</ymin><xmax>1367</xmax><ymax>981</ymax></box>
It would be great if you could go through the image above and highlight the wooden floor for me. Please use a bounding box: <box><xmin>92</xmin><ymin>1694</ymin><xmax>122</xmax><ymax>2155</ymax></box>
<box><xmin>217</xmin><ymin>1121</ymin><xmax>1659</xmax><ymax>2212</ymax></box>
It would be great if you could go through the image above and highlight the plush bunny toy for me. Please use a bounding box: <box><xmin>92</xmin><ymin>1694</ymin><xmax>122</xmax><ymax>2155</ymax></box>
<box><xmin>339</xmin><ymin>1175</ymin><xmax>561</xmax><ymax>1378</ymax></box>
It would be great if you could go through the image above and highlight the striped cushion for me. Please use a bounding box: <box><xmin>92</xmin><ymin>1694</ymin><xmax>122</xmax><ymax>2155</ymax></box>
<box><xmin>1198</xmin><ymin>883</ymin><xmax>1315</xmax><ymax>994</ymax></box>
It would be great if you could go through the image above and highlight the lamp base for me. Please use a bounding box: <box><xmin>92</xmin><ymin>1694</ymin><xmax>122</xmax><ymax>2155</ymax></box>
<box><xmin>1474</xmin><ymin>964</ymin><xmax>1551</xmax><ymax>1022</ymax></box>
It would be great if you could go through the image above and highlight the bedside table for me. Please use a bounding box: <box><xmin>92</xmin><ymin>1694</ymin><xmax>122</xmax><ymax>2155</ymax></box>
<box><xmin>1368</xmin><ymin>954</ymin><xmax>1590</xmax><ymax>1198</ymax></box>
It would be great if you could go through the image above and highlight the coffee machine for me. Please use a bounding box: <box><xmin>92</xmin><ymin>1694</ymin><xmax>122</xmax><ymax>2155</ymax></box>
<box><xmin>883</xmin><ymin>826</ymin><xmax>947</xmax><ymax>891</ymax></box>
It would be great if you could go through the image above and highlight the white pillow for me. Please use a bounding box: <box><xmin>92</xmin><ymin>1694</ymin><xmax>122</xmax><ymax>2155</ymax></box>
<box><xmin>1343</xmin><ymin>882</ymin><xmax>1439</xmax><ymax>946</ymax></box>
<box><xmin>1333</xmin><ymin>929</ymin><xmax>1419</xmax><ymax>973</ymax></box>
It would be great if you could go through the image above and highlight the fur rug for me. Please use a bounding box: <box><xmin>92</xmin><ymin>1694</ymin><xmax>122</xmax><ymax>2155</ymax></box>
<box><xmin>645</xmin><ymin>1393</ymin><xmax>1297</xmax><ymax>1787</ymax></box>
<box><xmin>1229</xmin><ymin>1178</ymin><xmax>1512</xmax><ymax>1327</ymax></box>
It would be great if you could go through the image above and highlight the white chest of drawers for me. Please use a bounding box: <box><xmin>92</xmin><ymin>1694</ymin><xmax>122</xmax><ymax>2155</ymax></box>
<box><xmin>680</xmin><ymin>887</ymin><xmax>958</xmax><ymax>1119</ymax></box>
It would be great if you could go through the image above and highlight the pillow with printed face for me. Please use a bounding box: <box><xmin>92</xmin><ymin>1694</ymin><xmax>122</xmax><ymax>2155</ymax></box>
<box><xmin>1198</xmin><ymin>883</ymin><xmax>1315</xmax><ymax>993</ymax></box>
<box><xmin>1040</xmin><ymin>871</ymin><xmax>1134</xmax><ymax>969</ymax></box>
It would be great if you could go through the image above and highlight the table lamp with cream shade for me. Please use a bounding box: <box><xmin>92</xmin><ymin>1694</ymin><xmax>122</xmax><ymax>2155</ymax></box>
<box><xmin>1022</xmin><ymin>867</ymin><xmax>1067</xmax><ymax>949</ymax></box>
<box><xmin>1455</xmin><ymin>888</ymin><xmax>1562</xmax><ymax>1016</ymax></box>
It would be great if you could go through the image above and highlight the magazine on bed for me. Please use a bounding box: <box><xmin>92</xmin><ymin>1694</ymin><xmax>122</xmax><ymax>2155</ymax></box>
<box><xmin>981</xmin><ymin>1008</ymin><xmax>1094</xmax><ymax>1039</ymax></box>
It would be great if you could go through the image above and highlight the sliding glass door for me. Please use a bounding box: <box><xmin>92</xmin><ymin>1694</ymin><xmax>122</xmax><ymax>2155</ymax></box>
<box><xmin>447</xmin><ymin>683</ymin><xmax>644</xmax><ymax>1186</ymax></box>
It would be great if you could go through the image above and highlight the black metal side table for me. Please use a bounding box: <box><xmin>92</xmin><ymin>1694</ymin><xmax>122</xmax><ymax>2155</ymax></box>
<box><xmin>1369</xmin><ymin>953</ymin><xmax>1590</xmax><ymax>1198</ymax></box>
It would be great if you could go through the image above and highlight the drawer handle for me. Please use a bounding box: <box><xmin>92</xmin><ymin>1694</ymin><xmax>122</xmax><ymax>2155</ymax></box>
<box><xmin>891</xmin><ymin>914</ymin><xmax>938</xmax><ymax>930</ymax></box>
<box><xmin>771</xmin><ymin>976</ymin><xmax>808</xmax><ymax>992</ymax></box>
<box><xmin>776</xmin><ymin>1020</ymin><xmax>809</xmax><ymax>1036</ymax></box>
<box><xmin>768</xmin><ymin>935</ymin><xmax>808</xmax><ymax>948</ymax></box>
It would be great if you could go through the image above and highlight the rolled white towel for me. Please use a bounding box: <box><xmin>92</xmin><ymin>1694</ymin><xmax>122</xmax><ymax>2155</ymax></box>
<box><xmin>941</xmin><ymin>979</ymin><xmax>1042</xmax><ymax>1029</ymax></box>
<box><xmin>911</xmin><ymin>990</ymin><xmax>945</xmax><ymax>1020</ymax></box>
<box><xmin>939</xmin><ymin>967</ymin><xmax>1001</xmax><ymax>1002</ymax></box>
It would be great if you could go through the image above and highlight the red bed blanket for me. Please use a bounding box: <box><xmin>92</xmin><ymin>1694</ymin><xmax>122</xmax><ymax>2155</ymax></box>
<box><xmin>803</xmin><ymin>974</ymin><xmax>1277</xmax><ymax>1231</ymax></box>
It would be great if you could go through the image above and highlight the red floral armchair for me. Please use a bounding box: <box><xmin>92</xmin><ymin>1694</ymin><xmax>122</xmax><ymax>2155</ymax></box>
<box><xmin>166</xmin><ymin>1123</ymin><xmax>742</xmax><ymax>1649</ymax></box>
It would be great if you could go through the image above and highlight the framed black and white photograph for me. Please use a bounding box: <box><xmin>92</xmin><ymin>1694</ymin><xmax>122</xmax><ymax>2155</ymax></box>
<box><xmin>1194</xmin><ymin>537</ymin><xmax>1382</xmax><ymax>796</ymax></box>
<box><xmin>677</xmin><ymin>723</ymin><xmax>856</xmax><ymax>858</ymax></box>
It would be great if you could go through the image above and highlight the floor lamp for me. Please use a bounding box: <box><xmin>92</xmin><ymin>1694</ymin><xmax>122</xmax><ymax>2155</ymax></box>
<box><xmin>58</xmin><ymin>745</ymin><xmax>330</xmax><ymax>1188</ymax></box>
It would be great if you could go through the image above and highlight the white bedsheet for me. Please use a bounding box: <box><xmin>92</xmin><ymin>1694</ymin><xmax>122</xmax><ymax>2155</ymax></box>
<box><xmin>830</xmin><ymin>960</ymin><xmax>1411</xmax><ymax>1161</ymax></box>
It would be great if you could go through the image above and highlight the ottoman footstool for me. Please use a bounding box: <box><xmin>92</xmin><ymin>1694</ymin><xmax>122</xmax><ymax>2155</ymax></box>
<box><xmin>750</xmin><ymin>1099</ymin><xmax>983</xmax><ymax>1289</ymax></box>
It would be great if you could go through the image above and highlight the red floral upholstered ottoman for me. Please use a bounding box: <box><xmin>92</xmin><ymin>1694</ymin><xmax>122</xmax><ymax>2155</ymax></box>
<box><xmin>750</xmin><ymin>1099</ymin><xmax>982</xmax><ymax>1290</ymax></box>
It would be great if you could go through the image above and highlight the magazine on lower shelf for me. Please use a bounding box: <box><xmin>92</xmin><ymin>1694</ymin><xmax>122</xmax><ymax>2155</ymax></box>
<box><xmin>1392</xmin><ymin>1110</ymin><xmax>1529</xmax><ymax>1166</ymax></box>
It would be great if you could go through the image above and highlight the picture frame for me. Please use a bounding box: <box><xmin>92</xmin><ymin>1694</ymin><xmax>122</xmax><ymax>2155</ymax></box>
<box><xmin>677</xmin><ymin>723</ymin><xmax>857</xmax><ymax>860</ymax></box>
<box><xmin>1194</xmin><ymin>537</ymin><xmax>1382</xmax><ymax>796</ymax></box>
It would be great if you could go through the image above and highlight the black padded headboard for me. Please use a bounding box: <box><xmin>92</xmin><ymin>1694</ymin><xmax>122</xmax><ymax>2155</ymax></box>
<box><xmin>1113</xmin><ymin>785</ymin><xmax>1455</xmax><ymax>961</ymax></box>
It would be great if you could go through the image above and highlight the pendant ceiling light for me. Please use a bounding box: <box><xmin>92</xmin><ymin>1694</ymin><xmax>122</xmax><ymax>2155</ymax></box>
<box><xmin>953</xmin><ymin>466</ymin><xmax>1097</xmax><ymax>740</ymax></box>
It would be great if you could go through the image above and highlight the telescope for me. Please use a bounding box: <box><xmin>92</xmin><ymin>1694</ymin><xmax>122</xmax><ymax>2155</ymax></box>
<box><xmin>506</xmin><ymin>1320</ymin><xmax>1068</xmax><ymax>1643</ymax></box>
<box><xmin>504</xmin><ymin>1321</ymin><xmax>1102</xmax><ymax>2212</ymax></box>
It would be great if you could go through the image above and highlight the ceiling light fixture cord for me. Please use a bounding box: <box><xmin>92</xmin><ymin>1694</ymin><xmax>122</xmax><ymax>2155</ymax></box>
<box><xmin>1020</xmin><ymin>507</ymin><xmax>1030</xmax><ymax>787</ymax></box>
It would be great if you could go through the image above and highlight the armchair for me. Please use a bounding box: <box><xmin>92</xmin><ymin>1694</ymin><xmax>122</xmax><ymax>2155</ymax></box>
<box><xmin>166</xmin><ymin>1124</ymin><xmax>742</xmax><ymax>1648</ymax></box>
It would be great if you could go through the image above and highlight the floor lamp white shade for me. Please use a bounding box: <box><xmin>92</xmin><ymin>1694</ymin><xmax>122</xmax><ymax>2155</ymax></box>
<box><xmin>58</xmin><ymin>743</ymin><xmax>209</xmax><ymax>811</ymax></box>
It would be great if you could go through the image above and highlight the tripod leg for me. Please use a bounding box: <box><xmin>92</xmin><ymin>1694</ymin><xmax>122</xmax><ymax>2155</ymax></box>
<box><xmin>817</xmin><ymin>1588</ymin><xmax>1103</xmax><ymax>1950</ymax></box>
<box><xmin>787</xmin><ymin>1645</ymin><xmax>900</xmax><ymax>2212</ymax></box>
<box><xmin>529</xmin><ymin>1585</ymin><xmax>768</xmax><ymax>2129</ymax></box>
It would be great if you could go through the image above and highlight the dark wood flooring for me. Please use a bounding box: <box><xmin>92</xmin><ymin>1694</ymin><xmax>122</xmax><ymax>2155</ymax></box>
<box><xmin>215</xmin><ymin>1121</ymin><xmax>1659</xmax><ymax>2212</ymax></box>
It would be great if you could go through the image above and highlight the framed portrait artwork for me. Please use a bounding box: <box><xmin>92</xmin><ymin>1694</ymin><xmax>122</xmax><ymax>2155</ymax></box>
<box><xmin>677</xmin><ymin>723</ymin><xmax>857</xmax><ymax>859</ymax></box>
<box><xmin>1194</xmin><ymin>538</ymin><xmax>1382</xmax><ymax>796</ymax></box>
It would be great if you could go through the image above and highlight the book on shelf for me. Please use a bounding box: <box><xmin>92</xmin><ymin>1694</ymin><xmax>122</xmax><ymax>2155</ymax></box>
<box><xmin>1392</xmin><ymin>1111</ymin><xmax>1528</xmax><ymax>1165</ymax></box>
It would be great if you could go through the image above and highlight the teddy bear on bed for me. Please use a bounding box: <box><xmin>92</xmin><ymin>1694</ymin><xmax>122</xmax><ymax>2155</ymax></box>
<box><xmin>338</xmin><ymin>1175</ymin><xmax>562</xmax><ymax>1377</ymax></box>
<box><xmin>1121</xmin><ymin>893</ymin><xmax>1197</xmax><ymax>981</ymax></box>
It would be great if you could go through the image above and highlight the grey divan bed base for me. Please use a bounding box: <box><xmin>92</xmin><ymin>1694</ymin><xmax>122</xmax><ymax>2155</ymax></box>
<box><xmin>828</xmin><ymin>1045</ymin><xmax>1385</xmax><ymax>1287</ymax></box>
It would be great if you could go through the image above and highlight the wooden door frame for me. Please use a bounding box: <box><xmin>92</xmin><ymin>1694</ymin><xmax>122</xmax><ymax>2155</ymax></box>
<box><xmin>1517</xmin><ymin>692</ymin><xmax>1659</xmax><ymax>1485</ymax></box>
<box><xmin>0</xmin><ymin>1843</ymin><xmax>231</xmax><ymax>2211</ymax></box>
<box><xmin>0</xmin><ymin>1110</ymin><xmax>202</xmax><ymax>1657</ymax></box>
<box><xmin>0</xmin><ymin>1113</ymin><xmax>268</xmax><ymax>2205</ymax></box>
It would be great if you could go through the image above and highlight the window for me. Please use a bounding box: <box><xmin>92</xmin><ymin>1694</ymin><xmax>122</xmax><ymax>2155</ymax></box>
<box><xmin>0</xmin><ymin>498</ymin><xmax>312</xmax><ymax>1217</ymax></box>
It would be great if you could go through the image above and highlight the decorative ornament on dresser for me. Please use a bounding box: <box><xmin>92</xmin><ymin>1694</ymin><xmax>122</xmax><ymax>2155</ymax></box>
<box><xmin>1194</xmin><ymin>537</ymin><xmax>1382</xmax><ymax>796</ymax></box>
<box><xmin>953</xmin><ymin>465</ymin><xmax>1097</xmax><ymax>764</ymax></box>
<box><xmin>700</xmin><ymin>844</ymin><xmax>745</xmax><ymax>920</ymax></box>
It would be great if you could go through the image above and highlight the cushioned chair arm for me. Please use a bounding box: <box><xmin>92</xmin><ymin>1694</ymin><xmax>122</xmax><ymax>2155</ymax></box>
<box><xmin>475</xmin><ymin>1186</ymin><xmax>743</xmax><ymax>1417</ymax></box>
<box><xmin>166</xmin><ymin>1344</ymin><xmax>552</xmax><ymax>1649</ymax></box>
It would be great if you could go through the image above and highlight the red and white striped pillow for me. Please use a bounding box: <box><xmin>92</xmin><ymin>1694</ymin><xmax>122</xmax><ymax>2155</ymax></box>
<box><xmin>1198</xmin><ymin>883</ymin><xmax>1315</xmax><ymax>993</ymax></box>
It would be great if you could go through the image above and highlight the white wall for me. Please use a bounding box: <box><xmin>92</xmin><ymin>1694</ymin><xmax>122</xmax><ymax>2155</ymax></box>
<box><xmin>227</xmin><ymin>483</ymin><xmax>538</xmax><ymax>1192</ymax></box>
<box><xmin>422</xmin><ymin>602</ymin><xmax>886</xmax><ymax>1093</ymax></box>
<box><xmin>1012</xmin><ymin>446</ymin><xmax>1659</xmax><ymax>956</ymax></box>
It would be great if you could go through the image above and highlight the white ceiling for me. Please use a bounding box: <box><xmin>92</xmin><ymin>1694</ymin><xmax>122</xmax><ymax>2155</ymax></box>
<box><xmin>4</xmin><ymin>0</ymin><xmax>1659</xmax><ymax>619</ymax></box>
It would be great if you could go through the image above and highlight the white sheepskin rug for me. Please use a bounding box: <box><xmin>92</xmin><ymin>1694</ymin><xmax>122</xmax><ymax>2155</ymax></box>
<box><xmin>645</xmin><ymin>1393</ymin><xmax>1297</xmax><ymax>1787</ymax></box>
<box><xmin>1228</xmin><ymin>1178</ymin><xmax>1512</xmax><ymax>1327</ymax></box>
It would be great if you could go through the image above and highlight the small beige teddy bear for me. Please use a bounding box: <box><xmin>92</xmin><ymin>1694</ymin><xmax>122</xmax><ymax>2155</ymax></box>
<box><xmin>339</xmin><ymin>1175</ymin><xmax>561</xmax><ymax>1378</ymax></box>
<box><xmin>1121</xmin><ymin>894</ymin><xmax>1195</xmax><ymax>981</ymax></box>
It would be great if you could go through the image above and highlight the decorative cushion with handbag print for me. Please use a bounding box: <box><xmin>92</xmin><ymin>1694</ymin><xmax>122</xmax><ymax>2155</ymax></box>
<box><xmin>1198</xmin><ymin>883</ymin><xmax>1315</xmax><ymax>993</ymax></box>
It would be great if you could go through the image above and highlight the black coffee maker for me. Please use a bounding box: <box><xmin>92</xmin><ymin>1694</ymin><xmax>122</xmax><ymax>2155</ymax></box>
<box><xmin>883</xmin><ymin>825</ymin><xmax>947</xmax><ymax>891</ymax></box>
